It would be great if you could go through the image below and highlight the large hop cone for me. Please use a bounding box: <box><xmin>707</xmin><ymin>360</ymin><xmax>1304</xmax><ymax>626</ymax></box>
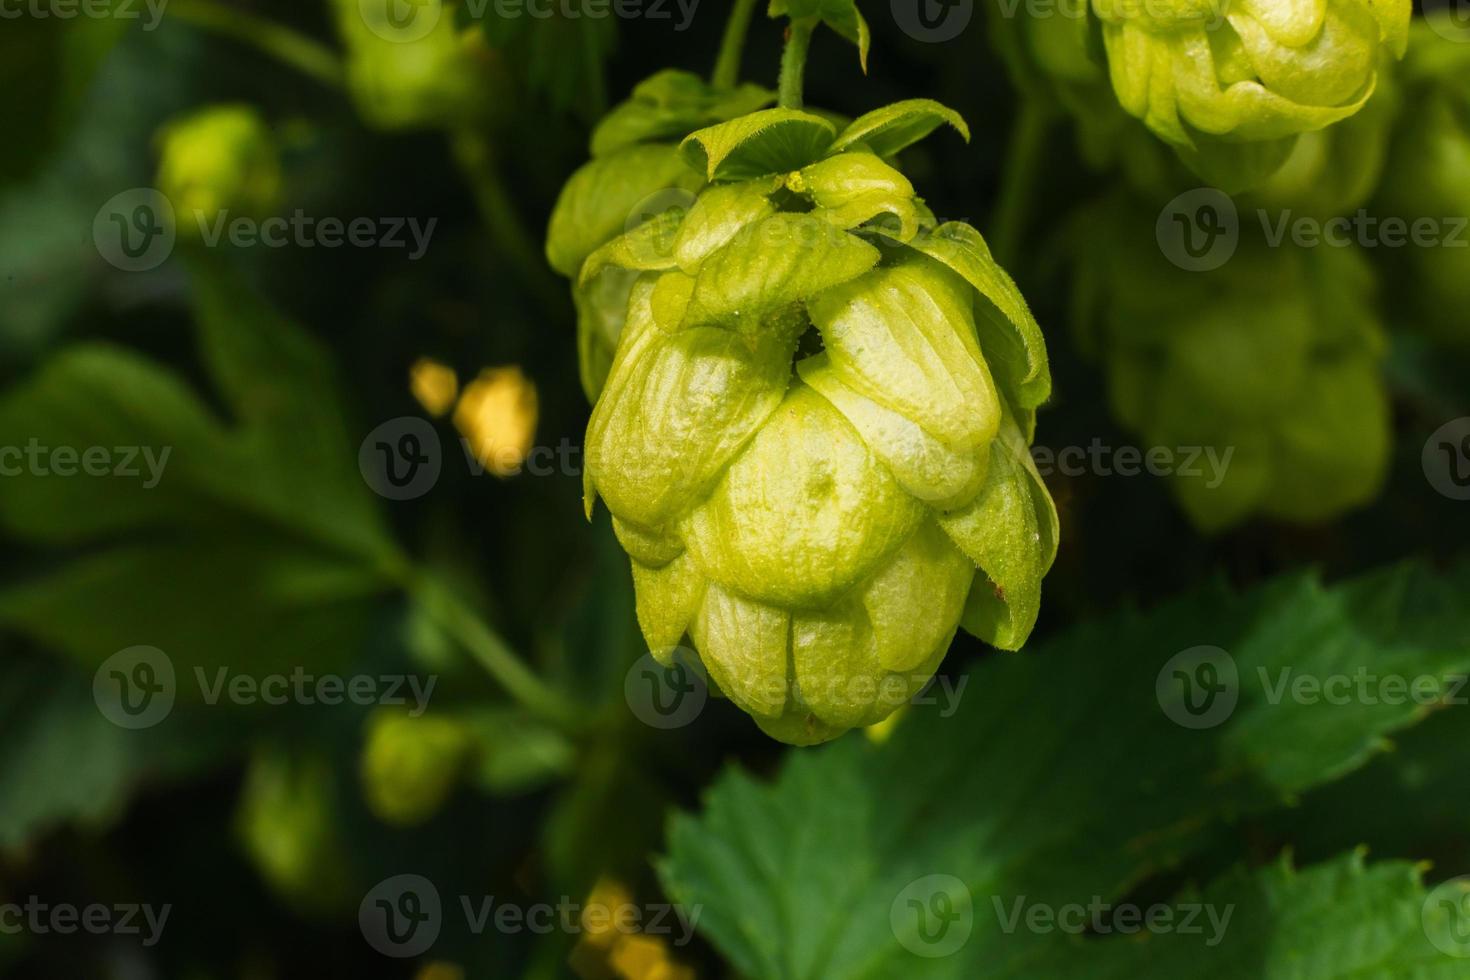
<box><xmin>551</xmin><ymin>100</ymin><xmax>1058</xmax><ymax>744</ymax></box>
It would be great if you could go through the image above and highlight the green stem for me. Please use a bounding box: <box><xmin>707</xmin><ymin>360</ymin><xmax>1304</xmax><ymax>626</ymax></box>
<box><xmin>712</xmin><ymin>0</ymin><xmax>761</xmax><ymax>90</ymax></box>
<box><xmin>990</xmin><ymin>100</ymin><xmax>1053</xmax><ymax>265</ymax></box>
<box><xmin>450</xmin><ymin>131</ymin><xmax>564</xmax><ymax>315</ymax></box>
<box><xmin>167</xmin><ymin>0</ymin><xmax>344</xmax><ymax>89</ymax></box>
<box><xmin>409</xmin><ymin>570</ymin><xmax>585</xmax><ymax>731</ymax></box>
<box><xmin>777</xmin><ymin>19</ymin><xmax>815</xmax><ymax>109</ymax></box>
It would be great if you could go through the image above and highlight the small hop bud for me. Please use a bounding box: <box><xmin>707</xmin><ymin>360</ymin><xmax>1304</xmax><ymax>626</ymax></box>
<box><xmin>155</xmin><ymin>105</ymin><xmax>281</xmax><ymax>237</ymax></box>
<box><xmin>360</xmin><ymin>711</ymin><xmax>473</xmax><ymax>827</ymax></box>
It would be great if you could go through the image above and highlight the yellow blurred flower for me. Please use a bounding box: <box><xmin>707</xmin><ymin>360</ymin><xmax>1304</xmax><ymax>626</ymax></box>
<box><xmin>415</xmin><ymin>964</ymin><xmax>465</xmax><ymax>980</ymax></box>
<box><xmin>572</xmin><ymin>878</ymin><xmax>694</xmax><ymax>980</ymax></box>
<box><xmin>454</xmin><ymin>366</ymin><xmax>538</xmax><ymax>477</ymax></box>
<box><xmin>410</xmin><ymin>357</ymin><xmax>459</xmax><ymax>418</ymax></box>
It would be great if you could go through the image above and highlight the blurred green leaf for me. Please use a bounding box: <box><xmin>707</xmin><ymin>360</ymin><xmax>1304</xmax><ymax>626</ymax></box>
<box><xmin>479</xmin><ymin>3</ymin><xmax>617</xmax><ymax>119</ymax></box>
<box><xmin>661</xmin><ymin>561</ymin><xmax>1470</xmax><ymax>978</ymax></box>
<box><xmin>0</xmin><ymin>262</ymin><xmax>404</xmax><ymax>683</ymax></box>
<box><xmin>0</xmin><ymin>19</ymin><xmax>127</xmax><ymax>188</ymax></box>
<box><xmin>464</xmin><ymin>708</ymin><xmax>576</xmax><ymax>794</ymax></box>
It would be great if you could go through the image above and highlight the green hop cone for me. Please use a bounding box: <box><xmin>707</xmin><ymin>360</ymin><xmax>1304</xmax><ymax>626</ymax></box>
<box><xmin>1371</xmin><ymin>16</ymin><xmax>1470</xmax><ymax>346</ymax></box>
<box><xmin>1091</xmin><ymin>0</ymin><xmax>1410</xmax><ymax>190</ymax></box>
<box><xmin>566</xmin><ymin>102</ymin><xmax>1058</xmax><ymax>745</ymax></box>
<box><xmin>156</xmin><ymin>105</ymin><xmax>281</xmax><ymax>238</ymax></box>
<box><xmin>360</xmin><ymin>710</ymin><xmax>473</xmax><ymax>826</ymax></box>
<box><xmin>546</xmin><ymin>70</ymin><xmax>775</xmax><ymax>398</ymax></box>
<box><xmin>332</xmin><ymin>0</ymin><xmax>499</xmax><ymax>130</ymax></box>
<box><xmin>236</xmin><ymin>748</ymin><xmax>358</xmax><ymax>917</ymax></box>
<box><xmin>1073</xmin><ymin>193</ymin><xmax>1390</xmax><ymax>531</ymax></box>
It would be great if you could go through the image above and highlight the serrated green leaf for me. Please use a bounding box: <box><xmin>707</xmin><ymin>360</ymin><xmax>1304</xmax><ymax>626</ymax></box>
<box><xmin>1055</xmin><ymin>853</ymin><xmax>1462</xmax><ymax>978</ymax></box>
<box><xmin>829</xmin><ymin>99</ymin><xmax>970</xmax><ymax>157</ymax></box>
<box><xmin>0</xmin><ymin>268</ymin><xmax>403</xmax><ymax>684</ymax></box>
<box><xmin>660</xmin><ymin>560</ymin><xmax>1470</xmax><ymax>978</ymax></box>
<box><xmin>680</xmin><ymin>109</ymin><xmax>837</xmax><ymax>181</ymax></box>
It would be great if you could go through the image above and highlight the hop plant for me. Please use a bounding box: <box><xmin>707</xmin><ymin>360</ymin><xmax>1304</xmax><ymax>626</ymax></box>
<box><xmin>1372</xmin><ymin>16</ymin><xmax>1470</xmax><ymax>345</ymax></box>
<box><xmin>156</xmin><ymin>105</ymin><xmax>281</xmax><ymax>235</ymax></box>
<box><xmin>1074</xmin><ymin>194</ymin><xmax>1389</xmax><ymax>531</ymax></box>
<box><xmin>360</xmin><ymin>711</ymin><xmax>472</xmax><ymax>827</ymax></box>
<box><xmin>331</xmin><ymin>0</ymin><xmax>499</xmax><ymax>130</ymax></box>
<box><xmin>553</xmin><ymin>96</ymin><xmax>1058</xmax><ymax>744</ymax></box>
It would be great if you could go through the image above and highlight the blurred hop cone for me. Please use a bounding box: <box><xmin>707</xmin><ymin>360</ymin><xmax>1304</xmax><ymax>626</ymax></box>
<box><xmin>360</xmin><ymin>710</ymin><xmax>473</xmax><ymax>827</ymax></box>
<box><xmin>1091</xmin><ymin>0</ymin><xmax>1411</xmax><ymax>189</ymax></box>
<box><xmin>332</xmin><ymin>0</ymin><xmax>499</xmax><ymax>130</ymax></box>
<box><xmin>155</xmin><ymin>104</ymin><xmax>282</xmax><ymax>239</ymax></box>
<box><xmin>551</xmin><ymin>98</ymin><xmax>1060</xmax><ymax>745</ymax></box>
<box><xmin>1371</xmin><ymin>16</ymin><xmax>1470</xmax><ymax>346</ymax></box>
<box><xmin>1073</xmin><ymin>193</ymin><xmax>1390</xmax><ymax>531</ymax></box>
<box><xmin>237</xmin><ymin>749</ymin><xmax>358</xmax><ymax>916</ymax></box>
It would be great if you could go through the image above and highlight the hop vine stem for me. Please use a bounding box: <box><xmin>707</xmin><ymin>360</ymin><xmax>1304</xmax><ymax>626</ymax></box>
<box><xmin>712</xmin><ymin>0</ymin><xmax>761</xmax><ymax>89</ymax></box>
<box><xmin>778</xmin><ymin>19</ymin><xmax>816</xmax><ymax>110</ymax></box>
<box><xmin>991</xmin><ymin>100</ymin><xmax>1054</xmax><ymax>265</ymax></box>
<box><xmin>167</xmin><ymin>0</ymin><xmax>344</xmax><ymax>89</ymax></box>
